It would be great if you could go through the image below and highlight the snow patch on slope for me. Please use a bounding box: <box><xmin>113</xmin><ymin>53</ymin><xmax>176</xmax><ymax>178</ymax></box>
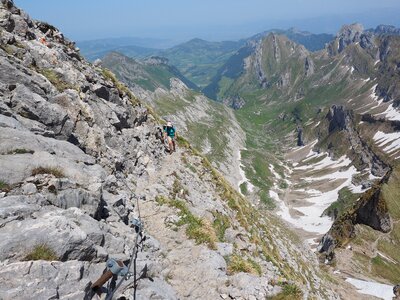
<box><xmin>374</xmin><ymin>131</ymin><xmax>400</xmax><ymax>154</ymax></box>
<box><xmin>376</xmin><ymin>103</ymin><xmax>400</xmax><ymax>121</ymax></box>
<box><xmin>346</xmin><ymin>278</ymin><xmax>394</xmax><ymax>300</ymax></box>
<box><xmin>274</xmin><ymin>146</ymin><xmax>363</xmax><ymax>236</ymax></box>
<box><xmin>238</xmin><ymin>149</ymin><xmax>254</xmax><ymax>194</ymax></box>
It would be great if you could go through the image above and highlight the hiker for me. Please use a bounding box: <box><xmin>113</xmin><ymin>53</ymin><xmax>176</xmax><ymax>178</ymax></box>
<box><xmin>163</xmin><ymin>121</ymin><xmax>177</xmax><ymax>154</ymax></box>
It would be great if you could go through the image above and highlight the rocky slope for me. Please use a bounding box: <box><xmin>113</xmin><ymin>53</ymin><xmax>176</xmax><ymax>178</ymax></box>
<box><xmin>0</xmin><ymin>1</ymin><xmax>341</xmax><ymax>299</ymax></box>
<box><xmin>101</xmin><ymin>51</ymin><xmax>247</xmax><ymax>191</ymax></box>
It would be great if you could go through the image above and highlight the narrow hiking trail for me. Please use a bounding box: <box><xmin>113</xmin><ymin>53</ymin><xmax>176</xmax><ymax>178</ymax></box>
<box><xmin>132</xmin><ymin>148</ymin><xmax>231</xmax><ymax>299</ymax></box>
<box><xmin>135</xmin><ymin>149</ymin><xmax>179</xmax><ymax>196</ymax></box>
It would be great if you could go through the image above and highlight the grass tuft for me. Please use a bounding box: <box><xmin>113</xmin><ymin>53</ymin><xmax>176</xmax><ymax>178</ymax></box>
<box><xmin>213</xmin><ymin>212</ymin><xmax>231</xmax><ymax>242</ymax></box>
<box><xmin>0</xmin><ymin>180</ymin><xmax>11</xmax><ymax>192</ymax></box>
<box><xmin>269</xmin><ymin>283</ymin><xmax>303</xmax><ymax>300</ymax></box>
<box><xmin>25</xmin><ymin>244</ymin><xmax>58</xmax><ymax>261</ymax></box>
<box><xmin>39</xmin><ymin>68</ymin><xmax>76</xmax><ymax>92</ymax></box>
<box><xmin>32</xmin><ymin>166</ymin><xmax>65</xmax><ymax>178</ymax></box>
<box><xmin>155</xmin><ymin>196</ymin><xmax>217</xmax><ymax>249</ymax></box>
<box><xmin>101</xmin><ymin>68</ymin><xmax>140</xmax><ymax>106</ymax></box>
<box><xmin>226</xmin><ymin>254</ymin><xmax>262</xmax><ymax>275</ymax></box>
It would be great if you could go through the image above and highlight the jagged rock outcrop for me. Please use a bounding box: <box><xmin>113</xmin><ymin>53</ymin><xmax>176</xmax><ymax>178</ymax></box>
<box><xmin>327</xmin><ymin>23</ymin><xmax>376</xmax><ymax>56</ymax></box>
<box><xmin>339</xmin><ymin>23</ymin><xmax>373</xmax><ymax>51</ymax></box>
<box><xmin>296</xmin><ymin>126</ymin><xmax>304</xmax><ymax>146</ymax></box>
<box><xmin>327</xmin><ymin>105</ymin><xmax>352</xmax><ymax>132</ymax></box>
<box><xmin>375</xmin><ymin>35</ymin><xmax>400</xmax><ymax>103</ymax></box>
<box><xmin>304</xmin><ymin>56</ymin><xmax>314</xmax><ymax>77</ymax></box>
<box><xmin>318</xmin><ymin>170</ymin><xmax>392</xmax><ymax>257</ymax></box>
<box><xmin>253</xmin><ymin>40</ymin><xmax>269</xmax><ymax>88</ymax></box>
<box><xmin>325</xmin><ymin>105</ymin><xmax>389</xmax><ymax>176</ymax></box>
<box><xmin>223</xmin><ymin>95</ymin><xmax>246</xmax><ymax>110</ymax></box>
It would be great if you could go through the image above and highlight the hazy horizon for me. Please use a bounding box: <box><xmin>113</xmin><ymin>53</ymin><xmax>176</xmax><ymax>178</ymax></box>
<box><xmin>14</xmin><ymin>0</ymin><xmax>400</xmax><ymax>46</ymax></box>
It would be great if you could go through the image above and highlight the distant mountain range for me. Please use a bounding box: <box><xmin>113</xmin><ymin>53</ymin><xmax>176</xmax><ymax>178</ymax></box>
<box><xmin>79</xmin><ymin>28</ymin><xmax>335</xmax><ymax>87</ymax></box>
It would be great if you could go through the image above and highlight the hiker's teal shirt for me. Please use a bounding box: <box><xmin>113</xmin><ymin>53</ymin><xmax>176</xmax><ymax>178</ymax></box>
<box><xmin>165</xmin><ymin>126</ymin><xmax>176</xmax><ymax>137</ymax></box>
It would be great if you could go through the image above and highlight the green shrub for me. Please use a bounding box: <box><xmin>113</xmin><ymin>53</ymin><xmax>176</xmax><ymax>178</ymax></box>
<box><xmin>32</xmin><ymin>166</ymin><xmax>65</xmax><ymax>178</ymax></box>
<box><xmin>25</xmin><ymin>244</ymin><xmax>58</xmax><ymax>261</ymax></box>
<box><xmin>186</xmin><ymin>217</ymin><xmax>217</xmax><ymax>249</ymax></box>
<box><xmin>279</xmin><ymin>180</ymin><xmax>288</xmax><ymax>189</ymax></box>
<box><xmin>240</xmin><ymin>182</ymin><xmax>248</xmax><ymax>195</ymax></box>
<box><xmin>282</xmin><ymin>283</ymin><xmax>302</xmax><ymax>296</ymax></box>
<box><xmin>259</xmin><ymin>190</ymin><xmax>276</xmax><ymax>210</ymax></box>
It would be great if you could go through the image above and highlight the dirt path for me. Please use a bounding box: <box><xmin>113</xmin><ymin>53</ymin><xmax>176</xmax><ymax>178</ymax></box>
<box><xmin>133</xmin><ymin>149</ymin><xmax>228</xmax><ymax>299</ymax></box>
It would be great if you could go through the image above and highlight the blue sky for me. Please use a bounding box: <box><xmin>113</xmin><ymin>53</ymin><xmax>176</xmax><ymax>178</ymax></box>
<box><xmin>14</xmin><ymin>0</ymin><xmax>400</xmax><ymax>43</ymax></box>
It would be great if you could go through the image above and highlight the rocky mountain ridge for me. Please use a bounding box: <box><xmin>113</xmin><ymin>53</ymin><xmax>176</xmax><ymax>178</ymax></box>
<box><xmin>0</xmin><ymin>1</ymin><xmax>341</xmax><ymax>299</ymax></box>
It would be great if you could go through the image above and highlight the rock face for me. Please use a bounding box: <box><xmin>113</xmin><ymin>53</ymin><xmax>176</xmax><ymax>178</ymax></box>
<box><xmin>296</xmin><ymin>126</ymin><xmax>304</xmax><ymax>146</ymax></box>
<box><xmin>223</xmin><ymin>95</ymin><xmax>246</xmax><ymax>110</ymax></box>
<box><xmin>327</xmin><ymin>23</ymin><xmax>376</xmax><ymax>56</ymax></box>
<box><xmin>327</xmin><ymin>105</ymin><xmax>352</xmax><ymax>132</ymax></box>
<box><xmin>324</xmin><ymin>105</ymin><xmax>389</xmax><ymax>177</ymax></box>
<box><xmin>376</xmin><ymin>35</ymin><xmax>400</xmax><ymax>103</ymax></box>
<box><xmin>0</xmin><ymin>1</ymin><xmax>339</xmax><ymax>299</ymax></box>
<box><xmin>318</xmin><ymin>170</ymin><xmax>392</xmax><ymax>258</ymax></box>
<box><xmin>337</xmin><ymin>24</ymin><xmax>365</xmax><ymax>52</ymax></box>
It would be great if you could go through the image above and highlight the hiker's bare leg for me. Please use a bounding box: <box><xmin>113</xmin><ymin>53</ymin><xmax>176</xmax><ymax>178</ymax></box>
<box><xmin>167</xmin><ymin>137</ymin><xmax>174</xmax><ymax>153</ymax></box>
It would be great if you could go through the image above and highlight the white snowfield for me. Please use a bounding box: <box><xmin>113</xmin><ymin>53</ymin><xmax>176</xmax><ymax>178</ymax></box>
<box><xmin>273</xmin><ymin>148</ymin><xmax>363</xmax><ymax>235</ymax></box>
<box><xmin>238</xmin><ymin>149</ymin><xmax>254</xmax><ymax>194</ymax></box>
<box><xmin>374</xmin><ymin>131</ymin><xmax>400</xmax><ymax>154</ymax></box>
<box><xmin>376</xmin><ymin>103</ymin><xmax>400</xmax><ymax>121</ymax></box>
<box><xmin>346</xmin><ymin>278</ymin><xmax>395</xmax><ymax>300</ymax></box>
<box><xmin>272</xmin><ymin>189</ymin><xmax>336</xmax><ymax>234</ymax></box>
<box><xmin>298</xmin><ymin>154</ymin><xmax>352</xmax><ymax>172</ymax></box>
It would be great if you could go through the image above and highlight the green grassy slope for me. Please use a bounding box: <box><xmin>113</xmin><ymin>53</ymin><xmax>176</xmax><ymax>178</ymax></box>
<box><xmin>101</xmin><ymin>52</ymin><xmax>198</xmax><ymax>92</ymax></box>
